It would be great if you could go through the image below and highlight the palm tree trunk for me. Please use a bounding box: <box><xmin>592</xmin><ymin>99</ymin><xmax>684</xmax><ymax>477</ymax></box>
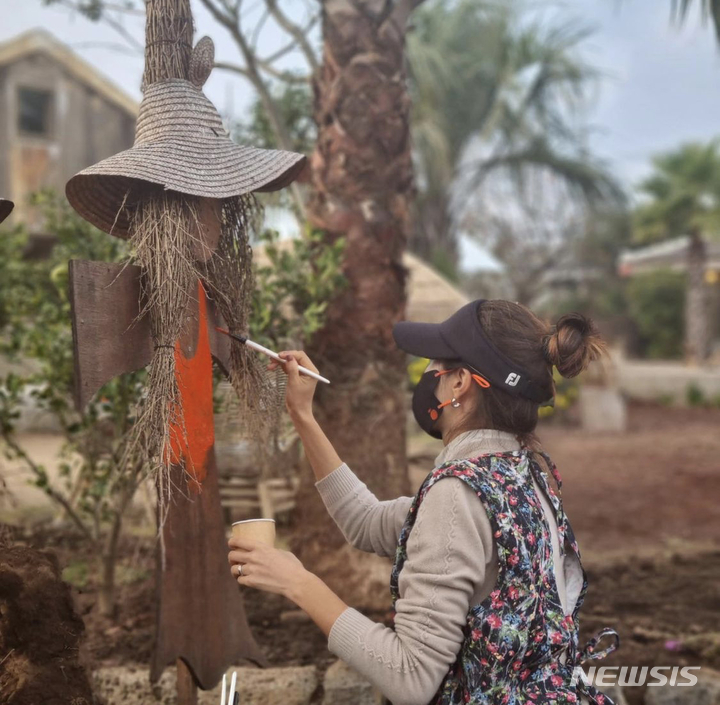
<box><xmin>685</xmin><ymin>230</ymin><xmax>709</xmax><ymax>364</ymax></box>
<box><xmin>288</xmin><ymin>0</ymin><xmax>421</xmax><ymax>610</ymax></box>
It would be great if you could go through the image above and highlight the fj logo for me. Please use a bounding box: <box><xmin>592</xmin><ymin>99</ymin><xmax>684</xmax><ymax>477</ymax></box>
<box><xmin>505</xmin><ymin>373</ymin><xmax>521</xmax><ymax>386</ymax></box>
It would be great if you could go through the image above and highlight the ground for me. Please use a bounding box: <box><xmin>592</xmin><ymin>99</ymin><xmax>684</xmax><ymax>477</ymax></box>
<box><xmin>0</xmin><ymin>536</ymin><xmax>95</xmax><ymax>704</ymax></box>
<box><xmin>1</xmin><ymin>400</ymin><xmax>719</xmax><ymax>705</ymax></box>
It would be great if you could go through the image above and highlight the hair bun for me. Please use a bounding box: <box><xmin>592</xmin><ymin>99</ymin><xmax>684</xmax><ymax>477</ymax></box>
<box><xmin>542</xmin><ymin>312</ymin><xmax>607</xmax><ymax>378</ymax></box>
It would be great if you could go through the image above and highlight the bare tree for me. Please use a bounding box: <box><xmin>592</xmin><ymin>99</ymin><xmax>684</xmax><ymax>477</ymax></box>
<box><xmin>462</xmin><ymin>171</ymin><xmax>590</xmax><ymax>306</ymax></box>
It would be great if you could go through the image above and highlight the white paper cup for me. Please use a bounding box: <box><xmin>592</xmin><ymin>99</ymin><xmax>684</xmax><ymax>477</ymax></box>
<box><xmin>231</xmin><ymin>518</ymin><xmax>276</xmax><ymax>546</ymax></box>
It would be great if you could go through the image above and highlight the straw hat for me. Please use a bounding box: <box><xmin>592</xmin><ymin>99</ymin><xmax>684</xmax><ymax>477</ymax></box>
<box><xmin>0</xmin><ymin>199</ymin><xmax>13</xmax><ymax>224</ymax></box>
<box><xmin>65</xmin><ymin>37</ymin><xmax>307</xmax><ymax>237</ymax></box>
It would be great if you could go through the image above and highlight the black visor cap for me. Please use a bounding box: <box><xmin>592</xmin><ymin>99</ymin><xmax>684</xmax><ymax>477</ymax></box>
<box><xmin>392</xmin><ymin>299</ymin><xmax>552</xmax><ymax>405</ymax></box>
<box><xmin>0</xmin><ymin>200</ymin><xmax>13</xmax><ymax>224</ymax></box>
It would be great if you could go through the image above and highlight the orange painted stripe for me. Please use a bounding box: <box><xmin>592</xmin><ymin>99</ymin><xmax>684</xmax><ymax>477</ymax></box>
<box><xmin>168</xmin><ymin>281</ymin><xmax>215</xmax><ymax>494</ymax></box>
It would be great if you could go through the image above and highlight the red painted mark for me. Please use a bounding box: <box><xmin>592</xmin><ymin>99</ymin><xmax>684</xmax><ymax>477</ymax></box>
<box><xmin>168</xmin><ymin>281</ymin><xmax>215</xmax><ymax>494</ymax></box>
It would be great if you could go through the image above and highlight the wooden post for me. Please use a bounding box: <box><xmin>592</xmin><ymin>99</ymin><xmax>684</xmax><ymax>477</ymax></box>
<box><xmin>177</xmin><ymin>658</ymin><xmax>198</xmax><ymax>705</ymax></box>
<box><xmin>68</xmin><ymin>260</ymin><xmax>269</xmax><ymax>694</ymax></box>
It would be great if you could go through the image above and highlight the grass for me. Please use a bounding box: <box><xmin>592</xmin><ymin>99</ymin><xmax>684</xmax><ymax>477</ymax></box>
<box><xmin>62</xmin><ymin>560</ymin><xmax>90</xmax><ymax>589</ymax></box>
<box><xmin>62</xmin><ymin>560</ymin><xmax>151</xmax><ymax>589</ymax></box>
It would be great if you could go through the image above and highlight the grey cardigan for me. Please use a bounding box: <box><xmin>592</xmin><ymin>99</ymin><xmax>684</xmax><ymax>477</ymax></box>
<box><xmin>314</xmin><ymin>428</ymin><xmax>591</xmax><ymax>705</ymax></box>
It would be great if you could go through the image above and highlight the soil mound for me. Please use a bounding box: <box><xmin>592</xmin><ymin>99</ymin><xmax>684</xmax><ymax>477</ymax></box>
<box><xmin>0</xmin><ymin>535</ymin><xmax>94</xmax><ymax>704</ymax></box>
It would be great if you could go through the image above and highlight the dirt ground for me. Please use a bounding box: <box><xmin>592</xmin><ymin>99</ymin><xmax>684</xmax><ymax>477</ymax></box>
<box><xmin>540</xmin><ymin>400</ymin><xmax>720</xmax><ymax>563</ymax></box>
<box><xmin>0</xmin><ymin>536</ymin><xmax>95</xmax><ymax>704</ymax></box>
<box><xmin>1</xmin><ymin>400</ymin><xmax>719</xmax><ymax>705</ymax></box>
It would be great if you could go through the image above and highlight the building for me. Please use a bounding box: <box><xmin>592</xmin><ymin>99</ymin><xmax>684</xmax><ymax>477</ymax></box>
<box><xmin>618</xmin><ymin>235</ymin><xmax>720</xmax><ymax>278</ymax></box>
<box><xmin>618</xmin><ymin>235</ymin><xmax>720</xmax><ymax>356</ymax></box>
<box><xmin>0</xmin><ymin>29</ymin><xmax>137</xmax><ymax>231</ymax></box>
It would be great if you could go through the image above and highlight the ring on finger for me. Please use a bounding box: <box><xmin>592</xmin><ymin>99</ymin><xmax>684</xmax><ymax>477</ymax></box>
<box><xmin>237</xmin><ymin>564</ymin><xmax>244</xmax><ymax>577</ymax></box>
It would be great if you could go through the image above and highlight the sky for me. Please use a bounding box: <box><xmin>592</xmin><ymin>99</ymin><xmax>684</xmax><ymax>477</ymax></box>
<box><xmin>2</xmin><ymin>0</ymin><xmax>720</xmax><ymax>271</ymax></box>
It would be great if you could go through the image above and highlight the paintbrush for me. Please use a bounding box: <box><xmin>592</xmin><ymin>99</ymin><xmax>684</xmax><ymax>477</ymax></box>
<box><xmin>214</xmin><ymin>327</ymin><xmax>331</xmax><ymax>385</ymax></box>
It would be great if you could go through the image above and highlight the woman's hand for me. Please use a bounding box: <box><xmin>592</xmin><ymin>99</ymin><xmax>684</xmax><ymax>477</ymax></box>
<box><xmin>228</xmin><ymin>536</ymin><xmax>310</xmax><ymax>600</ymax></box>
<box><xmin>267</xmin><ymin>349</ymin><xmax>319</xmax><ymax>420</ymax></box>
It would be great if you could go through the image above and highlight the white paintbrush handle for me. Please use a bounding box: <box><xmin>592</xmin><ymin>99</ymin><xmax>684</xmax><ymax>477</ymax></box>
<box><xmin>220</xmin><ymin>674</ymin><xmax>226</xmax><ymax>705</ymax></box>
<box><xmin>244</xmin><ymin>338</ymin><xmax>331</xmax><ymax>384</ymax></box>
<box><xmin>229</xmin><ymin>671</ymin><xmax>237</xmax><ymax>705</ymax></box>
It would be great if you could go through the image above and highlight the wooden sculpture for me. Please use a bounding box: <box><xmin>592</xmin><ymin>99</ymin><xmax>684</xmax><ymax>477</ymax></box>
<box><xmin>64</xmin><ymin>1</ymin><xmax>306</xmax><ymax>701</ymax></box>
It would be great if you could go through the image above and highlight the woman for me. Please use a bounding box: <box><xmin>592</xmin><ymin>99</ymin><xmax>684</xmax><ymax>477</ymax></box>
<box><xmin>227</xmin><ymin>298</ymin><xmax>620</xmax><ymax>705</ymax></box>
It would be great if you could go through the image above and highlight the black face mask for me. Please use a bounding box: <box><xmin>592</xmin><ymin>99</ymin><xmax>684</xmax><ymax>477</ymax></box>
<box><xmin>411</xmin><ymin>368</ymin><xmax>458</xmax><ymax>440</ymax></box>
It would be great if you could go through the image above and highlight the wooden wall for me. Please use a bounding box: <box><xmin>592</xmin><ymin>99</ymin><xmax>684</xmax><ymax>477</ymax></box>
<box><xmin>0</xmin><ymin>51</ymin><xmax>135</xmax><ymax>230</ymax></box>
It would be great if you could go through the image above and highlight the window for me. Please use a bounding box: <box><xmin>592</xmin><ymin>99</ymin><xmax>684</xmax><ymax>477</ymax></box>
<box><xmin>17</xmin><ymin>87</ymin><xmax>53</xmax><ymax>136</ymax></box>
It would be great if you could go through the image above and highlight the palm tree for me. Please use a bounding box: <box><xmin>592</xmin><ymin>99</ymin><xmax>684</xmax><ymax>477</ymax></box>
<box><xmin>670</xmin><ymin>0</ymin><xmax>720</xmax><ymax>42</ymax></box>
<box><xmin>288</xmin><ymin>0</ymin><xmax>424</xmax><ymax>611</ymax></box>
<box><xmin>633</xmin><ymin>140</ymin><xmax>720</xmax><ymax>363</ymax></box>
<box><xmin>406</xmin><ymin>0</ymin><xmax>623</xmax><ymax>275</ymax></box>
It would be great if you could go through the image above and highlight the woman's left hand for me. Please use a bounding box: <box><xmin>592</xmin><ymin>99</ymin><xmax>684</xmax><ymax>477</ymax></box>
<box><xmin>228</xmin><ymin>536</ymin><xmax>309</xmax><ymax>599</ymax></box>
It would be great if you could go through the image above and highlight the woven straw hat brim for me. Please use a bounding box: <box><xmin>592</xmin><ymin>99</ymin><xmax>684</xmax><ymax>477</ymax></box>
<box><xmin>0</xmin><ymin>199</ymin><xmax>14</xmax><ymax>224</ymax></box>
<box><xmin>65</xmin><ymin>141</ymin><xmax>306</xmax><ymax>237</ymax></box>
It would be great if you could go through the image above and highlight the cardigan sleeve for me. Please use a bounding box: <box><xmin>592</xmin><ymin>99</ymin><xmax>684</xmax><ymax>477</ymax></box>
<box><xmin>314</xmin><ymin>462</ymin><xmax>414</xmax><ymax>558</ymax></box>
<box><xmin>326</xmin><ymin>477</ymin><xmax>494</xmax><ymax>705</ymax></box>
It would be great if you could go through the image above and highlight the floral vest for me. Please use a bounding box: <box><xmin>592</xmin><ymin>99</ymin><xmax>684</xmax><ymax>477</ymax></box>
<box><xmin>388</xmin><ymin>449</ymin><xmax>620</xmax><ymax>705</ymax></box>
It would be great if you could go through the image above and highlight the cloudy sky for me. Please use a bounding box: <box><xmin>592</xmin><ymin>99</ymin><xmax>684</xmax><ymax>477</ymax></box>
<box><xmin>2</xmin><ymin>0</ymin><xmax>719</xmax><ymax>270</ymax></box>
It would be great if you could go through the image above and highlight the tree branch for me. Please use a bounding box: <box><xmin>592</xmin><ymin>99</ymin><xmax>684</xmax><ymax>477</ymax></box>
<box><xmin>198</xmin><ymin>0</ymin><xmax>308</xmax><ymax>219</ymax></box>
<box><xmin>263</xmin><ymin>17</ymin><xmax>318</xmax><ymax>64</ymax></box>
<box><xmin>258</xmin><ymin>64</ymin><xmax>311</xmax><ymax>84</ymax></box>
<box><xmin>264</xmin><ymin>0</ymin><xmax>320</xmax><ymax>75</ymax></box>
<box><xmin>2</xmin><ymin>434</ymin><xmax>93</xmax><ymax>542</ymax></box>
<box><xmin>214</xmin><ymin>61</ymin><xmax>251</xmax><ymax>78</ymax></box>
<box><xmin>55</xmin><ymin>0</ymin><xmax>145</xmax><ymax>53</ymax></box>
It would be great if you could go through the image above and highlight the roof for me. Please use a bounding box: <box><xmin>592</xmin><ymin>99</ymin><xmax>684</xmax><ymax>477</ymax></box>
<box><xmin>252</xmin><ymin>239</ymin><xmax>469</xmax><ymax>324</ymax></box>
<box><xmin>618</xmin><ymin>236</ymin><xmax>720</xmax><ymax>276</ymax></box>
<box><xmin>0</xmin><ymin>29</ymin><xmax>139</xmax><ymax>116</ymax></box>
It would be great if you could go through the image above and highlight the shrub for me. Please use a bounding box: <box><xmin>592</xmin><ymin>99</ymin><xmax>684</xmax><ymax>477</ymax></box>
<box><xmin>686</xmin><ymin>383</ymin><xmax>706</xmax><ymax>407</ymax></box>
<box><xmin>625</xmin><ymin>269</ymin><xmax>685</xmax><ymax>359</ymax></box>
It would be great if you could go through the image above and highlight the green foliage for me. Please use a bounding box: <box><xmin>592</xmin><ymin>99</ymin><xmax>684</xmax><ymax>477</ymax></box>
<box><xmin>62</xmin><ymin>561</ymin><xmax>91</xmax><ymax>589</ymax></box>
<box><xmin>115</xmin><ymin>564</ymin><xmax>152</xmax><ymax>585</ymax></box>
<box><xmin>232</xmin><ymin>82</ymin><xmax>315</xmax><ymax>155</ymax></box>
<box><xmin>0</xmin><ymin>190</ymin><xmax>346</xmax><ymax>613</ymax></box>
<box><xmin>408</xmin><ymin>0</ymin><xmax>624</xmax><ymax>254</ymax></box>
<box><xmin>0</xmin><ymin>192</ymin><xmax>347</xmax><ymax>520</ymax></box>
<box><xmin>633</xmin><ymin>139</ymin><xmax>720</xmax><ymax>245</ymax></box>
<box><xmin>429</xmin><ymin>248</ymin><xmax>461</xmax><ymax>284</ymax></box>
<box><xmin>0</xmin><ymin>192</ymin><xmax>346</xmax><ymax>533</ymax></box>
<box><xmin>0</xmin><ymin>227</ymin><xmax>30</xmax><ymax>331</ymax></box>
<box><xmin>685</xmin><ymin>384</ymin><xmax>720</xmax><ymax>409</ymax></box>
<box><xmin>669</xmin><ymin>0</ymin><xmax>720</xmax><ymax>45</ymax></box>
<box><xmin>656</xmin><ymin>393</ymin><xmax>677</xmax><ymax>406</ymax></box>
<box><xmin>408</xmin><ymin>356</ymin><xmax>430</xmax><ymax>387</ymax></box>
<box><xmin>0</xmin><ymin>190</ymin><xmax>145</xmax><ymax>536</ymax></box>
<box><xmin>686</xmin><ymin>383</ymin><xmax>706</xmax><ymax>406</ymax></box>
<box><xmin>250</xmin><ymin>225</ymin><xmax>348</xmax><ymax>350</ymax></box>
<box><xmin>625</xmin><ymin>270</ymin><xmax>686</xmax><ymax>359</ymax></box>
<box><xmin>538</xmin><ymin>367</ymin><xmax>579</xmax><ymax>421</ymax></box>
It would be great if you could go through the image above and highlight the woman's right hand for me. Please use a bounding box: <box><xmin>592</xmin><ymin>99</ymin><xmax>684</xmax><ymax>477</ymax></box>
<box><xmin>267</xmin><ymin>349</ymin><xmax>319</xmax><ymax>420</ymax></box>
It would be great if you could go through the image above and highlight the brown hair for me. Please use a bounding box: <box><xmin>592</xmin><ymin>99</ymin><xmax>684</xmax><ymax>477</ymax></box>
<box><xmin>438</xmin><ymin>300</ymin><xmax>607</xmax><ymax>451</ymax></box>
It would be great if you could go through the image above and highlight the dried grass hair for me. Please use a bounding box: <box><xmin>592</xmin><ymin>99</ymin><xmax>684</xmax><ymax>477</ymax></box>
<box><xmin>142</xmin><ymin>0</ymin><xmax>194</xmax><ymax>89</ymax></box>
<box><xmin>437</xmin><ymin>300</ymin><xmax>607</xmax><ymax>479</ymax></box>
<box><xmin>119</xmin><ymin>192</ymin><xmax>204</xmax><ymax>549</ymax></box>
<box><xmin>115</xmin><ymin>190</ymin><xmax>287</xmax><ymax>565</ymax></box>
<box><xmin>200</xmin><ymin>194</ymin><xmax>287</xmax><ymax>473</ymax></box>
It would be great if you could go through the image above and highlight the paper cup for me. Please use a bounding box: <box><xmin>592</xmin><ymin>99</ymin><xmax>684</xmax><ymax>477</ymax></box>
<box><xmin>231</xmin><ymin>518</ymin><xmax>276</xmax><ymax>546</ymax></box>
